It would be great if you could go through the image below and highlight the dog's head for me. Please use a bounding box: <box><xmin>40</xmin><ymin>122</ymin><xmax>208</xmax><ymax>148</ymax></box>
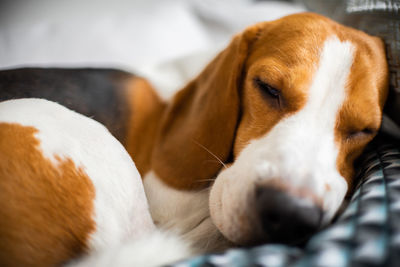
<box><xmin>152</xmin><ymin>13</ymin><xmax>389</xmax><ymax>245</ymax></box>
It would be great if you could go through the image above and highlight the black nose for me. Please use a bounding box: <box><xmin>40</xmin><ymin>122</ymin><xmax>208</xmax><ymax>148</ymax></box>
<box><xmin>255</xmin><ymin>186</ymin><xmax>322</xmax><ymax>245</ymax></box>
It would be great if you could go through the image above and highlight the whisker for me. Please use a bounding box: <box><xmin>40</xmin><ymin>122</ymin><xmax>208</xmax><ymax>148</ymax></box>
<box><xmin>203</xmin><ymin>159</ymin><xmax>225</xmax><ymax>166</ymax></box>
<box><xmin>191</xmin><ymin>139</ymin><xmax>227</xmax><ymax>169</ymax></box>
<box><xmin>194</xmin><ymin>178</ymin><xmax>216</xmax><ymax>183</ymax></box>
<box><xmin>197</xmin><ymin>186</ymin><xmax>212</xmax><ymax>194</ymax></box>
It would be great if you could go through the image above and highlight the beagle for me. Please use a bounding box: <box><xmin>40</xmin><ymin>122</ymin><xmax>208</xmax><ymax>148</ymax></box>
<box><xmin>0</xmin><ymin>98</ymin><xmax>191</xmax><ymax>266</ymax></box>
<box><xmin>0</xmin><ymin>12</ymin><xmax>389</xmax><ymax>265</ymax></box>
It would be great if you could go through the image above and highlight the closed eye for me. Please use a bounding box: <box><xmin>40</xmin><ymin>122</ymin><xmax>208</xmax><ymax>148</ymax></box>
<box><xmin>347</xmin><ymin>128</ymin><xmax>377</xmax><ymax>140</ymax></box>
<box><xmin>253</xmin><ymin>77</ymin><xmax>281</xmax><ymax>107</ymax></box>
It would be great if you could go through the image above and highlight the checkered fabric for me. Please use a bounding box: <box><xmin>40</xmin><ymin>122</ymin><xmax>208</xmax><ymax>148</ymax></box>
<box><xmin>171</xmin><ymin>136</ymin><xmax>400</xmax><ymax>267</ymax></box>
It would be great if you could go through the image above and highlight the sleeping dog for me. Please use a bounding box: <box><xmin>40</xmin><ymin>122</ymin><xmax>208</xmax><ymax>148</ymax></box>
<box><xmin>0</xmin><ymin>13</ymin><xmax>389</xmax><ymax>266</ymax></box>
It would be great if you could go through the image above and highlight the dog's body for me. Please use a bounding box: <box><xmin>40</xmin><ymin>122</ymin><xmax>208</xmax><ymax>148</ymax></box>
<box><xmin>0</xmin><ymin>13</ymin><xmax>389</xmax><ymax>266</ymax></box>
<box><xmin>0</xmin><ymin>98</ymin><xmax>191</xmax><ymax>266</ymax></box>
<box><xmin>0</xmin><ymin>68</ymin><xmax>229</xmax><ymax>253</ymax></box>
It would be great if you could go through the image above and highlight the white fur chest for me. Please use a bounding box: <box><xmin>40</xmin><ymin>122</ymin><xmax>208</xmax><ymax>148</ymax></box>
<box><xmin>143</xmin><ymin>172</ymin><xmax>229</xmax><ymax>252</ymax></box>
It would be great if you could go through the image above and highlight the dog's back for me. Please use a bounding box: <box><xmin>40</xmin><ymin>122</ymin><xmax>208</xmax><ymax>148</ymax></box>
<box><xmin>0</xmin><ymin>68</ymin><xmax>133</xmax><ymax>140</ymax></box>
<box><xmin>0</xmin><ymin>68</ymin><xmax>166</xmax><ymax>177</ymax></box>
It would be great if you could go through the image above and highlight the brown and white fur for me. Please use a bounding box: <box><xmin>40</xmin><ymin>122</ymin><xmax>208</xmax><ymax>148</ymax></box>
<box><xmin>0</xmin><ymin>99</ymin><xmax>191</xmax><ymax>267</ymax></box>
<box><xmin>0</xmin><ymin>12</ymin><xmax>389</xmax><ymax>266</ymax></box>
<box><xmin>144</xmin><ymin>12</ymin><xmax>388</xmax><ymax>247</ymax></box>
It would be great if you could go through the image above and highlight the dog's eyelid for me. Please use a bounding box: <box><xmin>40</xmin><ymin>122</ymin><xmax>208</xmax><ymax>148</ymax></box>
<box><xmin>253</xmin><ymin>77</ymin><xmax>282</xmax><ymax>106</ymax></box>
<box><xmin>346</xmin><ymin>127</ymin><xmax>377</xmax><ymax>140</ymax></box>
<box><xmin>361</xmin><ymin>128</ymin><xmax>377</xmax><ymax>135</ymax></box>
<box><xmin>254</xmin><ymin>77</ymin><xmax>280</xmax><ymax>93</ymax></box>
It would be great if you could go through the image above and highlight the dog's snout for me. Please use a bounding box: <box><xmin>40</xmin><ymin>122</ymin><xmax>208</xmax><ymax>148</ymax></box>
<box><xmin>255</xmin><ymin>186</ymin><xmax>322</xmax><ymax>244</ymax></box>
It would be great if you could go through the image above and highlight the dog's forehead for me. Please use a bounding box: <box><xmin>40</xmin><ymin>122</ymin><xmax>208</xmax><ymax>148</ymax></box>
<box><xmin>245</xmin><ymin>13</ymin><xmax>388</xmax><ymax>107</ymax></box>
<box><xmin>246</xmin><ymin>14</ymin><xmax>334</xmax><ymax>65</ymax></box>
<box><xmin>251</xmin><ymin>15</ymin><xmax>379</xmax><ymax>62</ymax></box>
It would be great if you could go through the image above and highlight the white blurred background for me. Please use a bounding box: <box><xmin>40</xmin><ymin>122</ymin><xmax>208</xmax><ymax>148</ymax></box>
<box><xmin>0</xmin><ymin>0</ymin><xmax>305</xmax><ymax>98</ymax></box>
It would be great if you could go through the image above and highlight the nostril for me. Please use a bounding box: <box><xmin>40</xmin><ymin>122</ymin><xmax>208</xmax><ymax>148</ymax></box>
<box><xmin>255</xmin><ymin>186</ymin><xmax>322</xmax><ymax>244</ymax></box>
<box><xmin>262</xmin><ymin>210</ymin><xmax>280</xmax><ymax>231</ymax></box>
<box><xmin>267</xmin><ymin>211</ymin><xmax>279</xmax><ymax>224</ymax></box>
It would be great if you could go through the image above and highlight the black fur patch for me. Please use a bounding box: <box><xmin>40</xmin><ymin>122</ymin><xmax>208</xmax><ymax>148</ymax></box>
<box><xmin>0</xmin><ymin>68</ymin><xmax>134</xmax><ymax>141</ymax></box>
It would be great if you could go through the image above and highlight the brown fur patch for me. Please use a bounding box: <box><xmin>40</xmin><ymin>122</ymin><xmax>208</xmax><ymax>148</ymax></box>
<box><xmin>0</xmin><ymin>123</ymin><xmax>95</xmax><ymax>267</ymax></box>
<box><xmin>334</xmin><ymin>27</ymin><xmax>389</xmax><ymax>189</ymax></box>
<box><xmin>151</xmin><ymin>25</ymin><xmax>262</xmax><ymax>190</ymax></box>
<box><xmin>123</xmin><ymin>77</ymin><xmax>166</xmax><ymax>176</ymax></box>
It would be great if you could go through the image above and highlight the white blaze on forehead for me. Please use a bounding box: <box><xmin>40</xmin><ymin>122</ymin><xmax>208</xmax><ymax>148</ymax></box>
<box><xmin>306</xmin><ymin>36</ymin><xmax>355</xmax><ymax>130</ymax></box>
<box><xmin>211</xmin><ymin>36</ymin><xmax>356</xmax><ymax>232</ymax></box>
<box><xmin>257</xmin><ymin>36</ymin><xmax>354</xmax><ymax>222</ymax></box>
<box><xmin>259</xmin><ymin>36</ymin><xmax>354</xmax><ymax>222</ymax></box>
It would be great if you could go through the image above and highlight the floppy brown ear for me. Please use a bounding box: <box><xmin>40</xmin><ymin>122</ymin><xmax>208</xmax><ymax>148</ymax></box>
<box><xmin>151</xmin><ymin>25</ymin><xmax>262</xmax><ymax>190</ymax></box>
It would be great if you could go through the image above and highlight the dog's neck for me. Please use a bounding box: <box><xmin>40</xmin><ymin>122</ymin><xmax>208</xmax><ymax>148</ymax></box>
<box><xmin>143</xmin><ymin>171</ymin><xmax>230</xmax><ymax>253</ymax></box>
